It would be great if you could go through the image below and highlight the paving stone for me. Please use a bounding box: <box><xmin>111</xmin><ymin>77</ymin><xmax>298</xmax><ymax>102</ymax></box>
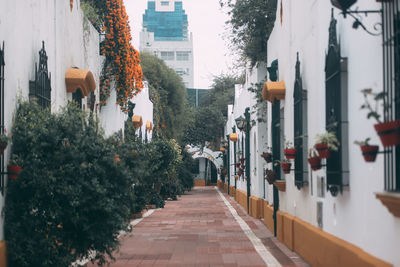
<box><xmin>88</xmin><ymin>187</ymin><xmax>309</xmax><ymax>266</ymax></box>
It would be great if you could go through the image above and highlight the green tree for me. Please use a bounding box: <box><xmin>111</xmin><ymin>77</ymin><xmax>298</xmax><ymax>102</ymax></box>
<box><xmin>221</xmin><ymin>0</ymin><xmax>277</xmax><ymax>66</ymax></box>
<box><xmin>140</xmin><ymin>52</ymin><xmax>187</xmax><ymax>141</ymax></box>
<box><xmin>183</xmin><ymin>74</ymin><xmax>243</xmax><ymax>147</ymax></box>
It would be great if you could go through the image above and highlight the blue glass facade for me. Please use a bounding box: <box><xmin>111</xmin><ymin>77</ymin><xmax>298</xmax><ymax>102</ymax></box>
<box><xmin>143</xmin><ymin>1</ymin><xmax>188</xmax><ymax>41</ymax></box>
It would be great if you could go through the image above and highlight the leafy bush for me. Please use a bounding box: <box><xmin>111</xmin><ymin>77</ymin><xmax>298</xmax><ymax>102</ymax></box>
<box><xmin>4</xmin><ymin>101</ymin><xmax>134</xmax><ymax>266</ymax></box>
<box><xmin>178</xmin><ymin>150</ymin><xmax>195</xmax><ymax>191</ymax></box>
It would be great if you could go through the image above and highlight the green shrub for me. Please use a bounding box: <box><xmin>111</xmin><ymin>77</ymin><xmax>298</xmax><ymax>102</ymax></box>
<box><xmin>4</xmin><ymin>101</ymin><xmax>134</xmax><ymax>266</ymax></box>
<box><xmin>178</xmin><ymin>150</ymin><xmax>195</xmax><ymax>191</ymax></box>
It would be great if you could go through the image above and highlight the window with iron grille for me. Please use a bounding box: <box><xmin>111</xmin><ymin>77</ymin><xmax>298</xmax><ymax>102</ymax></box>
<box><xmin>87</xmin><ymin>91</ymin><xmax>96</xmax><ymax>112</ymax></box>
<box><xmin>72</xmin><ymin>89</ymin><xmax>83</xmax><ymax>109</ymax></box>
<box><xmin>325</xmin><ymin>12</ymin><xmax>349</xmax><ymax>197</ymax></box>
<box><xmin>293</xmin><ymin>53</ymin><xmax>308</xmax><ymax>189</ymax></box>
<box><xmin>29</xmin><ymin>41</ymin><xmax>51</xmax><ymax>109</ymax></box>
<box><xmin>0</xmin><ymin>42</ymin><xmax>5</xmax><ymax>196</ymax></box>
<box><xmin>272</xmin><ymin>100</ymin><xmax>281</xmax><ymax>180</ymax></box>
<box><xmin>382</xmin><ymin>1</ymin><xmax>400</xmax><ymax>192</ymax></box>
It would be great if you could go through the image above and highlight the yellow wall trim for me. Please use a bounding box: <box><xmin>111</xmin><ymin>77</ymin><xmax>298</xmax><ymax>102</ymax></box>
<box><xmin>229</xmin><ymin>185</ymin><xmax>236</xmax><ymax>197</ymax></box>
<box><xmin>271</xmin><ymin>211</ymin><xmax>392</xmax><ymax>267</ymax></box>
<box><xmin>194</xmin><ymin>180</ymin><xmax>205</xmax><ymax>186</ymax></box>
<box><xmin>0</xmin><ymin>240</ymin><xmax>6</xmax><ymax>267</ymax></box>
<box><xmin>260</xmin><ymin>204</ymin><xmax>391</xmax><ymax>266</ymax></box>
<box><xmin>249</xmin><ymin>196</ymin><xmax>264</xmax><ymax>219</ymax></box>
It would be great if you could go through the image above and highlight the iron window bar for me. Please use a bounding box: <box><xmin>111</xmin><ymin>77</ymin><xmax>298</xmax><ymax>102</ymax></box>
<box><xmin>0</xmin><ymin>41</ymin><xmax>4</xmax><ymax>196</ymax></box>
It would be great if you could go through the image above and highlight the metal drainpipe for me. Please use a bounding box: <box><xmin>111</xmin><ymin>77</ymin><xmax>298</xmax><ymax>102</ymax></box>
<box><xmin>226</xmin><ymin>134</ymin><xmax>230</xmax><ymax>195</ymax></box>
<box><xmin>245</xmin><ymin>107</ymin><xmax>251</xmax><ymax>213</ymax></box>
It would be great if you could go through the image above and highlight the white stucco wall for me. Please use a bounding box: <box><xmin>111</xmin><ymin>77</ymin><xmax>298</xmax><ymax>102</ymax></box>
<box><xmin>0</xmin><ymin>0</ymin><xmax>102</xmax><ymax>241</ymax></box>
<box><xmin>264</xmin><ymin>0</ymin><xmax>399</xmax><ymax>265</ymax></box>
<box><xmin>224</xmin><ymin>65</ymin><xmax>267</xmax><ymax>198</ymax></box>
<box><xmin>132</xmin><ymin>81</ymin><xmax>154</xmax><ymax>141</ymax></box>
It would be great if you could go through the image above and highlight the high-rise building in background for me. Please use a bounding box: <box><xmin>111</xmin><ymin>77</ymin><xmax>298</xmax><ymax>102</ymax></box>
<box><xmin>140</xmin><ymin>0</ymin><xmax>194</xmax><ymax>88</ymax></box>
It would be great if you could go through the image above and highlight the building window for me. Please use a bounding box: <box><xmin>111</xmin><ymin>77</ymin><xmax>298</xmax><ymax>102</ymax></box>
<box><xmin>29</xmin><ymin>41</ymin><xmax>51</xmax><ymax>109</ymax></box>
<box><xmin>175</xmin><ymin>68</ymin><xmax>186</xmax><ymax>76</ymax></box>
<box><xmin>382</xmin><ymin>2</ymin><xmax>400</xmax><ymax>192</ymax></box>
<box><xmin>176</xmin><ymin>51</ymin><xmax>189</xmax><ymax>61</ymax></box>
<box><xmin>272</xmin><ymin>100</ymin><xmax>282</xmax><ymax>180</ymax></box>
<box><xmin>161</xmin><ymin>1</ymin><xmax>169</xmax><ymax>6</ymax></box>
<box><xmin>293</xmin><ymin>53</ymin><xmax>308</xmax><ymax>189</ymax></box>
<box><xmin>87</xmin><ymin>91</ymin><xmax>96</xmax><ymax>112</ymax></box>
<box><xmin>160</xmin><ymin>51</ymin><xmax>174</xmax><ymax>61</ymax></box>
<box><xmin>325</xmin><ymin>12</ymin><xmax>349</xmax><ymax>197</ymax></box>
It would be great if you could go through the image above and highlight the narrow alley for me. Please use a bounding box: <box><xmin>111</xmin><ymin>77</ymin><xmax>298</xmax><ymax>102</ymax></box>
<box><xmin>88</xmin><ymin>187</ymin><xmax>308</xmax><ymax>266</ymax></box>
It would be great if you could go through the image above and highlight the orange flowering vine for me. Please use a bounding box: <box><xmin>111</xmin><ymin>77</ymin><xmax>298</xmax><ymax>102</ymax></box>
<box><xmin>100</xmin><ymin>0</ymin><xmax>143</xmax><ymax>111</ymax></box>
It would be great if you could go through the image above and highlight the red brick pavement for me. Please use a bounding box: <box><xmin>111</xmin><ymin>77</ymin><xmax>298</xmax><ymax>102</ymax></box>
<box><xmin>88</xmin><ymin>187</ymin><xmax>309</xmax><ymax>267</ymax></box>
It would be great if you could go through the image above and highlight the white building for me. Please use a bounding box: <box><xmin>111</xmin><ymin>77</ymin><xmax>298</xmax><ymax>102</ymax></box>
<box><xmin>140</xmin><ymin>0</ymin><xmax>194</xmax><ymax>88</ymax></box>
<box><xmin>0</xmin><ymin>1</ymin><xmax>153</xmax><ymax>264</ymax></box>
<box><xmin>221</xmin><ymin>1</ymin><xmax>399</xmax><ymax>266</ymax></box>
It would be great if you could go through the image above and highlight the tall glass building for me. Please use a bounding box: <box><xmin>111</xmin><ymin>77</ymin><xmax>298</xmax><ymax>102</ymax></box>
<box><xmin>143</xmin><ymin>1</ymin><xmax>188</xmax><ymax>41</ymax></box>
<box><xmin>140</xmin><ymin>0</ymin><xmax>194</xmax><ymax>88</ymax></box>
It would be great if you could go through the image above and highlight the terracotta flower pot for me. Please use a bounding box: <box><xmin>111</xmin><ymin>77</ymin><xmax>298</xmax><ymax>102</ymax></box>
<box><xmin>308</xmin><ymin>157</ymin><xmax>321</xmax><ymax>171</ymax></box>
<box><xmin>7</xmin><ymin>165</ymin><xmax>22</xmax><ymax>180</ymax></box>
<box><xmin>374</xmin><ymin>119</ymin><xmax>400</xmax><ymax>147</ymax></box>
<box><xmin>0</xmin><ymin>141</ymin><xmax>7</xmax><ymax>155</ymax></box>
<box><xmin>261</xmin><ymin>152</ymin><xmax>272</xmax><ymax>163</ymax></box>
<box><xmin>265</xmin><ymin>169</ymin><xmax>276</xmax><ymax>184</ymax></box>
<box><xmin>360</xmin><ymin>145</ymin><xmax>379</xmax><ymax>162</ymax></box>
<box><xmin>315</xmin><ymin>143</ymin><xmax>330</xmax><ymax>158</ymax></box>
<box><xmin>281</xmin><ymin>162</ymin><xmax>291</xmax><ymax>174</ymax></box>
<box><xmin>284</xmin><ymin>148</ymin><xmax>296</xmax><ymax>159</ymax></box>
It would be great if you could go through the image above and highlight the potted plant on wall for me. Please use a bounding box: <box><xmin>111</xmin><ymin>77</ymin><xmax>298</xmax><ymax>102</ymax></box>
<box><xmin>308</xmin><ymin>148</ymin><xmax>322</xmax><ymax>171</ymax></box>
<box><xmin>360</xmin><ymin>88</ymin><xmax>400</xmax><ymax>147</ymax></box>
<box><xmin>264</xmin><ymin>169</ymin><xmax>276</xmax><ymax>184</ymax></box>
<box><xmin>275</xmin><ymin>159</ymin><xmax>291</xmax><ymax>174</ymax></box>
<box><xmin>261</xmin><ymin>148</ymin><xmax>273</xmax><ymax>163</ymax></box>
<box><xmin>284</xmin><ymin>140</ymin><xmax>296</xmax><ymax>159</ymax></box>
<box><xmin>354</xmin><ymin>138</ymin><xmax>379</xmax><ymax>162</ymax></box>
<box><xmin>314</xmin><ymin>131</ymin><xmax>340</xmax><ymax>159</ymax></box>
<box><xmin>7</xmin><ymin>154</ymin><xmax>22</xmax><ymax>180</ymax></box>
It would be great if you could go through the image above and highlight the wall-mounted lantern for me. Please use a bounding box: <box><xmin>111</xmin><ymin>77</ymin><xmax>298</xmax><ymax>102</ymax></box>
<box><xmin>132</xmin><ymin>115</ymin><xmax>143</xmax><ymax>129</ymax></box>
<box><xmin>235</xmin><ymin>115</ymin><xmax>246</xmax><ymax>131</ymax></box>
<box><xmin>229</xmin><ymin>133</ymin><xmax>238</xmax><ymax>142</ymax></box>
<box><xmin>330</xmin><ymin>1</ymin><xmax>382</xmax><ymax>36</ymax></box>
<box><xmin>146</xmin><ymin>121</ymin><xmax>153</xmax><ymax>132</ymax></box>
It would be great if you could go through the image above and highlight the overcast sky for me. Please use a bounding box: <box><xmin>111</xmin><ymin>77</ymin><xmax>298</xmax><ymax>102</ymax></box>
<box><xmin>125</xmin><ymin>0</ymin><xmax>236</xmax><ymax>89</ymax></box>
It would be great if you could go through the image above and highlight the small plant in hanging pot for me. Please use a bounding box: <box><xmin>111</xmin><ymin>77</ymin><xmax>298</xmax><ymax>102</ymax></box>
<box><xmin>314</xmin><ymin>131</ymin><xmax>340</xmax><ymax>159</ymax></box>
<box><xmin>7</xmin><ymin>154</ymin><xmax>22</xmax><ymax>180</ymax></box>
<box><xmin>261</xmin><ymin>149</ymin><xmax>272</xmax><ymax>163</ymax></box>
<box><xmin>275</xmin><ymin>159</ymin><xmax>291</xmax><ymax>174</ymax></box>
<box><xmin>308</xmin><ymin>148</ymin><xmax>322</xmax><ymax>171</ymax></box>
<box><xmin>265</xmin><ymin>169</ymin><xmax>276</xmax><ymax>184</ymax></box>
<box><xmin>283</xmin><ymin>140</ymin><xmax>296</xmax><ymax>159</ymax></box>
<box><xmin>360</xmin><ymin>88</ymin><xmax>400</xmax><ymax>147</ymax></box>
<box><xmin>354</xmin><ymin>138</ymin><xmax>379</xmax><ymax>162</ymax></box>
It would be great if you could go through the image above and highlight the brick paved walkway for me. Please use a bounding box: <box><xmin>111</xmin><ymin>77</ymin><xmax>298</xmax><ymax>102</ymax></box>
<box><xmin>88</xmin><ymin>187</ymin><xmax>309</xmax><ymax>266</ymax></box>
